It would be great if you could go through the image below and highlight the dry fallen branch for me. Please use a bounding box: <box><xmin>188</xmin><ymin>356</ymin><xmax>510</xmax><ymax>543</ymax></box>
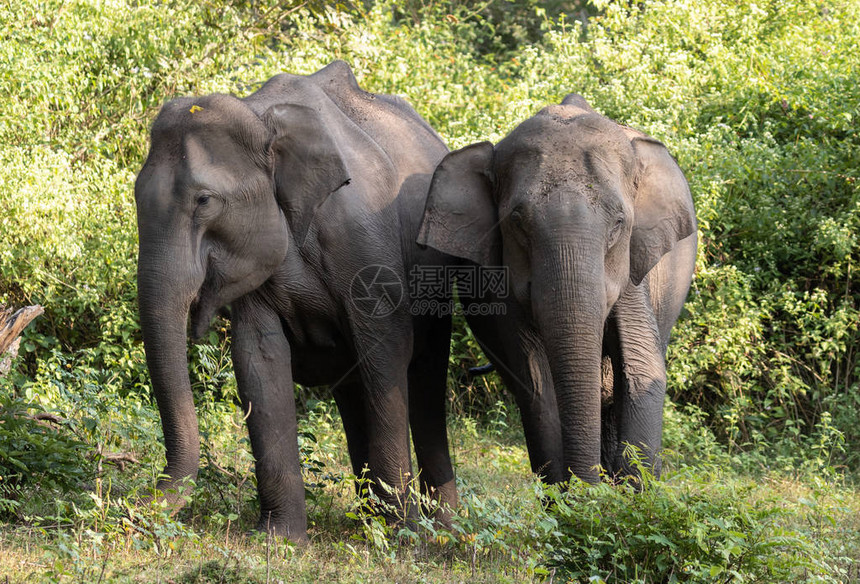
<box><xmin>31</xmin><ymin>412</ymin><xmax>65</xmax><ymax>426</ymax></box>
<box><xmin>0</xmin><ymin>305</ymin><xmax>44</xmax><ymax>376</ymax></box>
<box><xmin>100</xmin><ymin>452</ymin><xmax>141</xmax><ymax>472</ymax></box>
<box><xmin>0</xmin><ymin>305</ymin><xmax>44</xmax><ymax>354</ymax></box>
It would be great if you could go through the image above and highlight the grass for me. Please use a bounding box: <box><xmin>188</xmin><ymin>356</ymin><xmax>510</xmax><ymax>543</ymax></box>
<box><xmin>0</xmin><ymin>406</ymin><xmax>540</xmax><ymax>583</ymax></box>
<box><xmin>0</xmin><ymin>401</ymin><xmax>858</xmax><ymax>583</ymax></box>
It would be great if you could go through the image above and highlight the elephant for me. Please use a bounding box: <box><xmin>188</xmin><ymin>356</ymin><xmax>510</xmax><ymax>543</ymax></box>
<box><xmin>417</xmin><ymin>94</ymin><xmax>697</xmax><ymax>484</ymax></box>
<box><xmin>134</xmin><ymin>61</ymin><xmax>458</xmax><ymax>541</ymax></box>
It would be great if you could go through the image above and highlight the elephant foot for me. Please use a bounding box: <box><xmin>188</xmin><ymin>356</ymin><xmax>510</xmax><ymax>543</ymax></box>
<box><xmin>421</xmin><ymin>478</ymin><xmax>457</xmax><ymax>529</ymax></box>
<box><xmin>609</xmin><ymin>449</ymin><xmax>662</xmax><ymax>487</ymax></box>
<box><xmin>255</xmin><ymin>511</ymin><xmax>309</xmax><ymax>544</ymax></box>
<box><xmin>137</xmin><ymin>475</ymin><xmax>197</xmax><ymax>516</ymax></box>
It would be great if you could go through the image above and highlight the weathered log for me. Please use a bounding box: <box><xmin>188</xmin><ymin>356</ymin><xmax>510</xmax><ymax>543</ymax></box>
<box><xmin>0</xmin><ymin>305</ymin><xmax>44</xmax><ymax>376</ymax></box>
<box><xmin>100</xmin><ymin>452</ymin><xmax>141</xmax><ymax>472</ymax></box>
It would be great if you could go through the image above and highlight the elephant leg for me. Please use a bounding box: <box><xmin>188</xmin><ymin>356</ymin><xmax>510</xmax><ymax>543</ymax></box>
<box><xmin>600</xmin><ymin>401</ymin><xmax>620</xmax><ymax>478</ymax></box>
<box><xmin>504</xmin><ymin>335</ymin><xmax>563</xmax><ymax>483</ymax></box>
<box><xmin>600</xmin><ymin>324</ymin><xmax>622</xmax><ymax>476</ymax></box>
<box><xmin>408</xmin><ymin>314</ymin><xmax>456</xmax><ymax>523</ymax></box>
<box><xmin>607</xmin><ymin>282</ymin><xmax>667</xmax><ymax>479</ymax></box>
<box><xmin>331</xmin><ymin>381</ymin><xmax>371</xmax><ymax>484</ymax></box>
<box><xmin>350</xmin><ymin>319</ymin><xmax>415</xmax><ymax>524</ymax></box>
<box><xmin>231</xmin><ymin>295</ymin><xmax>307</xmax><ymax>541</ymax></box>
<box><xmin>464</xmin><ymin>297</ymin><xmax>564</xmax><ymax>483</ymax></box>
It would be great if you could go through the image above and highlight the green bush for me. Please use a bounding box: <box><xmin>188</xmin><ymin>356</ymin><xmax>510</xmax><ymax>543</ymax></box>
<box><xmin>540</xmin><ymin>464</ymin><xmax>843</xmax><ymax>583</ymax></box>
<box><xmin>0</xmin><ymin>394</ymin><xmax>91</xmax><ymax>517</ymax></box>
<box><xmin>340</xmin><ymin>458</ymin><xmax>850</xmax><ymax>583</ymax></box>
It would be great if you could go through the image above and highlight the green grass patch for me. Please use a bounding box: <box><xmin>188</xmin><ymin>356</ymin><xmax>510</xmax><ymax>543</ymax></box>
<box><xmin>0</xmin><ymin>405</ymin><xmax>856</xmax><ymax>582</ymax></box>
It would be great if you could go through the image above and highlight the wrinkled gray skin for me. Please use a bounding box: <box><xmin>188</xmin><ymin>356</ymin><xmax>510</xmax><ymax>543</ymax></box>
<box><xmin>418</xmin><ymin>95</ymin><xmax>697</xmax><ymax>483</ymax></box>
<box><xmin>135</xmin><ymin>61</ymin><xmax>456</xmax><ymax>541</ymax></box>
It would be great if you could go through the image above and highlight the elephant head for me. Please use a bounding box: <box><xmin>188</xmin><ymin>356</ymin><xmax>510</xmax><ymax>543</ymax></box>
<box><xmin>135</xmin><ymin>92</ymin><xmax>350</xmax><ymax>503</ymax></box>
<box><xmin>418</xmin><ymin>94</ymin><xmax>695</xmax><ymax>482</ymax></box>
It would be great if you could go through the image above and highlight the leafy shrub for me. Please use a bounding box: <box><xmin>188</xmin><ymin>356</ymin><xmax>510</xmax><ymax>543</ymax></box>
<box><xmin>341</xmin><ymin>457</ymin><xmax>849</xmax><ymax>583</ymax></box>
<box><xmin>541</xmin><ymin>463</ymin><xmax>843</xmax><ymax>583</ymax></box>
<box><xmin>0</xmin><ymin>394</ymin><xmax>91</xmax><ymax>517</ymax></box>
<box><xmin>390</xmin><ymin>0</ymin><xmax>586</xmax><ymax>60</ymax></box>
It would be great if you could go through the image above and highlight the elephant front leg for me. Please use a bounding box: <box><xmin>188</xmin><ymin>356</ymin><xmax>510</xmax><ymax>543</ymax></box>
<box><xmin>506</xmin><ymin>334</ymin><xmax>564</xmax><ymax>484</ymax></box>
<box><xmin>607</xmin><ymin>284</ymin><xmax>667</xmax><ymax>479</ymax></box>
<box><xmin>231</xmin><ymin>295</ymin><xmax>307</xmax><ymax>541</ymax></box>
<box><xmin>600</xmin><ymin>348</ymin><xmax>621</xmax><ymax>475</ymax></box>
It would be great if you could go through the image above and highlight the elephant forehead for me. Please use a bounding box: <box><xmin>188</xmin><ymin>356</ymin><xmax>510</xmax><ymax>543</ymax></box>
<box><xmin>496</xmin><ymin>123</ymin><xmax>634</xmax><ymax>206</ymax></box>
<box><xmin>155</xmin><ymin>94</ymin><xmax>267</xmax><ymax>135</ymax></box>
<box><xmin>498</xmin><ymin>144</ymin><xmax>628</xmax><ymax>197</ymax></box>
<box><xmin>150</xmin><ymin>95</ymin><xmax>270</xmax><ymax>165</ymax></box>
<box><xmin>498</xmin><ymin>113</ymin><xmax>635</xmax><ymax>171</ymax></box>
<box><xmin>183</xmin><ymin>134</ymin><xmax>252</xmax><ymax>192</ymax></box>
<box><xmin>527</xmin><ymin>177</ymin><xmax>628</xmax><ymax>215</ymax></box>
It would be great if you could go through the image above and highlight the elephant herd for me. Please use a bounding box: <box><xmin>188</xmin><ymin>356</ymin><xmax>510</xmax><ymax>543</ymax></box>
<box><xmin>134</xmin><ymin>61</ymin><xmax>697</xmax><ymax>541</ymax></box>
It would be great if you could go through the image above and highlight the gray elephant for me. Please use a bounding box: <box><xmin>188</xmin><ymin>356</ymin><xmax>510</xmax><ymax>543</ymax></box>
<box><xmin>134</xmin><ymin>61</ymin><xmax>458</xmax><ymax>541</ymax></box>
<box><xmin>418</xmin><ymin>94</ymin><xmax>697</xmax><ymax>484</ymax></box>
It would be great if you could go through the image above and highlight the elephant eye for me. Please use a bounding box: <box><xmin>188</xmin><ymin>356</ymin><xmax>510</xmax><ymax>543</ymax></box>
<box><xmin>510</xmin><ymin>207</ymin><xmax>525</xmax><ymax>228</ymax></box>
<box><xmin>608</xmin><ymin>214</ymin><xmax>625</xmax><ymax>247</ymax></box>
<box><xmin>196</xmin><ymin>194</ymin><xmax>211</xmax><ymax>206</ymax></box>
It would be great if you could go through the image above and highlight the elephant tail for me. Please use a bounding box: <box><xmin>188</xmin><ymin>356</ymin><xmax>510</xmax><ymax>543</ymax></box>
<box><xmin>457</xmin><ymin>363</ymin><xmax>496</xmax><ymax>387</ymax></box>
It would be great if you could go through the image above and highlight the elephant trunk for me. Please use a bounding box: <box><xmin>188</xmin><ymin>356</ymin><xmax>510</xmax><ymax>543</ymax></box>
<box><xmin>137</xmin><ymin>245</ymin><xmax>203</xmax><ymax>505</ymax></box>
<box><xmin>533</xmin><ymin>240</ymin><xmax>606</xmax><ymax>484</ymax></box>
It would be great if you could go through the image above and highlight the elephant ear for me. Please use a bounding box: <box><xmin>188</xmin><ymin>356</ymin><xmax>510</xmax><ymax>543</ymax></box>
<box><xmin>417</xmin><ymin>142</ymin><xmax>500</xmax><ymax>266</ymax></box>
<box><xmin>624</xmin><ymin>128</ymin><xmax>697</xmax><ymax>285</ymax></box>
<box><xmin>264</xmin><ymin>103</ymin><xmax>351</xmax><ymax>246</ymax></box>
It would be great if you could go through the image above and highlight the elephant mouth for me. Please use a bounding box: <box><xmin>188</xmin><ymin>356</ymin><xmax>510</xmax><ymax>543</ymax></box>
<box><xmin>188</xmin><ymin>291</ymin><xmax>218</xmax><ymax>340</ymax></box>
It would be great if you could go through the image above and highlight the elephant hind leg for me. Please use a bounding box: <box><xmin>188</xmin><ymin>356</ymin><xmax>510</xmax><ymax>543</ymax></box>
<box><xmin>349</xmin><ymin>317</ymin><xmax>416</xmax><ymax>527</ymax></box>
<box><xmin>332</xmin><ymin>380</ymin><xmax>371</xmax><ymax>492</ymax></box>
<box><xmin>408</xmin><ymin>315</ymin><xmax>457</xmax><ymax>525</ymax></box>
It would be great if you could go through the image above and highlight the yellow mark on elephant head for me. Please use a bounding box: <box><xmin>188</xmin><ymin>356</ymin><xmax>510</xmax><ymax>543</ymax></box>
<box><xmin>189</xmin><ymin>105</ymin><xmax>204</xmax><ymax>114</ymax></box>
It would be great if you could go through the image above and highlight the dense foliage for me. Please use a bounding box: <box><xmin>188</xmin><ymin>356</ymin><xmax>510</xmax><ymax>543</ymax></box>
<box><xmin>0</xmin><ymin>0</ymin><xmax>858</xmax><ymax>581</ymax></box>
